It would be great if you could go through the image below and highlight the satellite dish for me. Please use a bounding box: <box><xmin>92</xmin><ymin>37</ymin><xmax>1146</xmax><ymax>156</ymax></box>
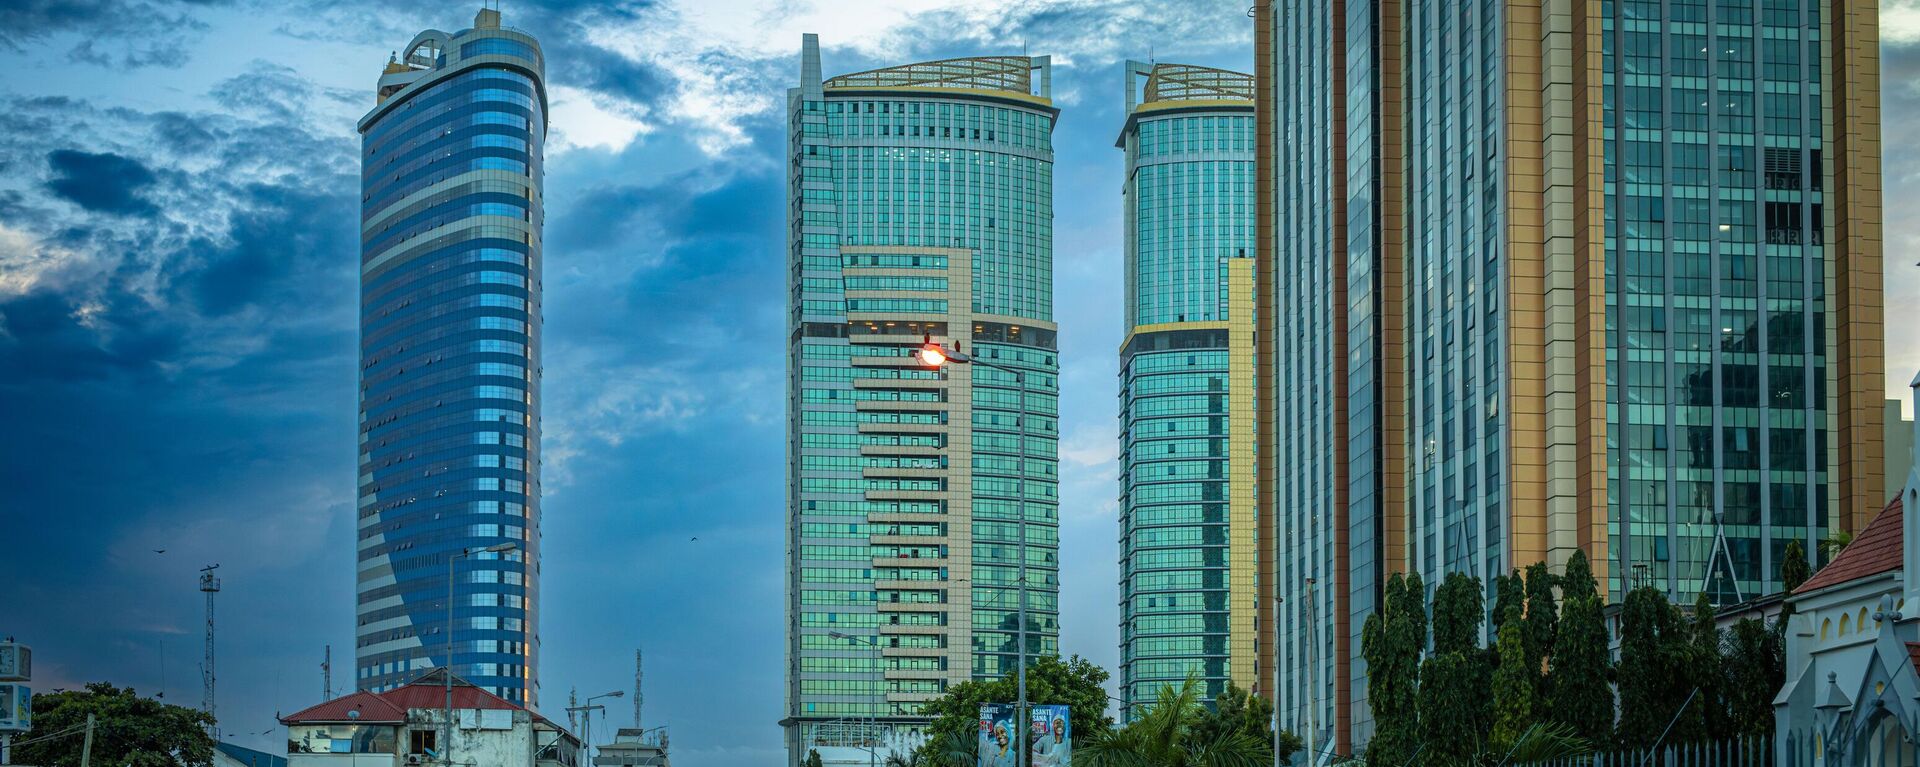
<box><xmin>349</xmin><ymin>709</ymin><xmax>361</xmax><ymax>720</ymax></box>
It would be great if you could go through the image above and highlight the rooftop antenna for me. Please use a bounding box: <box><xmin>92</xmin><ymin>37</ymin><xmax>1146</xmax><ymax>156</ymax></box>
<box><xmin>199</xmin><ymin>564</ymin><xmax>222</xmax><ymax>739</ymax></box>
<box><xmin>323</xmin><ymin>645</ymin><xmax>333</xmax><ymax>700</ymax></box>
<box><xmin>634</xmin><ymin>648</ymin><xmax>645</xmax><ymax>729</ymax></box>
<box><xmin>568</xmin><ymin>687</ymin><xmax>579</xmax><ymax>733</ymax></box>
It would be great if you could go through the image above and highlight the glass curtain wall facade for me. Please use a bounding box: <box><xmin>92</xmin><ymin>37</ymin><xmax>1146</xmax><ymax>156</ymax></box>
<box><xmin>1259</xmin><ymin>0</ymin><xmax>1381</xmax><ymax>754</ymax></box>
<box><xmin>1114</xmin><ymin>62</ymin><xmax>1256</xmax><ymax>719</ymax></box>
<box><xmin>1258</xmin><ymin>0</ymin><xmax>1883</xmax><ymax>751</ymax></box>
<box><xmin>354</xmin><ymin>8</ymin><xmax>545</xmax><ymax>706</ymax></box>
<box><xmin>784</xmin><ymin>35</ymin><xmax>1059</xmax><ymax>767</ymax></box>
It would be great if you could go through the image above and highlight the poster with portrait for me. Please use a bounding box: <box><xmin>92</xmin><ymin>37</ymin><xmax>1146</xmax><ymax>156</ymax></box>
<box><xmin>978</xmin><ymin>703</ymin><xmax>1017</xmax><ymax>767</ymax></box>
<box><xmin>1029</xmin><ymin>704</ymin><xmax>1070</xmax><ymax>767</ymax></box>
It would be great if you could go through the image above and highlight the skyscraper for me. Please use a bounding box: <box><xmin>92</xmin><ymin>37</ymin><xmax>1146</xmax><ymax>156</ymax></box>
<box><xmin>1113</xmin><ymin>61</ymin><xmax>1257</xmax><ymax>718</ymax></box>
<box><xmin>1258</xmin><ymin>0</ymin><xmax>1885</xmax><ymax>751</ymax></box>
<box><xmin>783</xmin><ymin>36</ymin><xmax>1059</xmax><ymax>767</ymax></box>
<box><xmin>355</xmin><ymin>7</ymin><xmax>545</xmax><ymax>706</ymax></box>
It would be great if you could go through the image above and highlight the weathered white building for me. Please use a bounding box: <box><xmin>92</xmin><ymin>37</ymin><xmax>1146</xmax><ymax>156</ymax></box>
<box><xmin>279</xmin><ymin>669</ymin><xmax>579</xmax><ymax>767</ymax></box>
<box><xmin>593</xmin><ymin>728</ymin><xmax>670</xmax><ymax>767</ymax></box>
<box><xmin>1775</xmin><ymin>374</ymin><xmax>1920</xmax><ymax>764</ymax></box>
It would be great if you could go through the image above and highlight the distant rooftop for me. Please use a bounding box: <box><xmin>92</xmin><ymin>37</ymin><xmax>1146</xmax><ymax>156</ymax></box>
<box><xmin>1139</xmin><ymin>63</ymin><xmax>1253</xmax><ymax>104</ymax></box>
<box><xmin>826</xmin><ymin>56</ymin><xmax>1049</xmax><ymax>100</ymax></box>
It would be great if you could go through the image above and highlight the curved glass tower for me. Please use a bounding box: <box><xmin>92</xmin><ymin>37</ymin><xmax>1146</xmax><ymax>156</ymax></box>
<box><xmin>1114</xmin><ymin>62</ymin><xmax>1256</xmax><ymax>718</ymax></box>
<box><xmin>354</xmin><ymin>7</ymin><xmax>545</xmax><ymax>706</ymax></box>
<box><xmin>784</xmin><ymin>35</ymin><xmax>1059</xmax><ymax>767</ymax></box>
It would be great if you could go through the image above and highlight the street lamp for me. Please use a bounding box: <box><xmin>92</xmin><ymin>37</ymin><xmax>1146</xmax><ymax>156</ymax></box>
<box><xmin>446</xmin><ymin>541</ymin><xmax>519</xmax><ymax>765</ymax></box>
<box><xmin>914</xmin><ymin>336</ymin><xmax>1033</xmax><ymax>767</ymax></box>
<box><xmin>567</xmin><ymin>690</ymin><xmax>625</xmax><ymax>766</ymax></box>
<box><xmin>829</xmin><ymin>631</ymin><xmax>882</xmax><ymax>767</ymax></box>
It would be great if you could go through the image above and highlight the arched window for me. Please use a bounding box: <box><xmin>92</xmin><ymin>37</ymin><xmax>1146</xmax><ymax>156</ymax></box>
<box><xmin>1841</xmin><ymin>614</ymin><xmax>1852</xmax><ymax>636</ymax></box>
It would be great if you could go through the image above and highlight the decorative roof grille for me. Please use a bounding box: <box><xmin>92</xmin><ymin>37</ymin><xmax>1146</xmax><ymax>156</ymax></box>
<box><xmin>1143</xmin><ymin>63</ymin><xmax>1254</xmax><ymax>102</ymax></box>
<box><xmin>826</xmin><ymin>56</ymin><xmax>1038</xmax><ymax>96</ymax></box>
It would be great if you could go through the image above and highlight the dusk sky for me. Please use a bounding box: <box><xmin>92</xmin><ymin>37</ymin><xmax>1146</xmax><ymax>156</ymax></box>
<box><xmin>4</xmin><ymin>1</ymin><xmax>1920</xmax><ymax>766</ymax></box>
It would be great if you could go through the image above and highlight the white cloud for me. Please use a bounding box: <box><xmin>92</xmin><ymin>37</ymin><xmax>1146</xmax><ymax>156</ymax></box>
<box><xmin>574</xmin><ymin>0</ymin><xmax>1251</xmax><ymax>156</ymax></box>
<box><xmin>548</xmin><ymin>84</ymin><xmax>655</xmax><ymax>154</ymax></box>
<box><xmin>0</xmin><ymin>222</ymin><xmax>72</xmax><ymax>298</ymax></box>
<box><xmin>1887</xmin><ymin>0</ymin><xmax>1920</xmax><ymax>44</ymax></box>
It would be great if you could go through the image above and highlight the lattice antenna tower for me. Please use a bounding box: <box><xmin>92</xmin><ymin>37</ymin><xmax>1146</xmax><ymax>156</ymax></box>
<box><xmin>323</xmin><ymin>645</ymin><xmax>333</xmax><ymax>700</ymax></box>
<box><xmin>199</xmin><ymin>564</ymin><xmax>222</xmax><ymax>738</ymax></box>
<box><xmin>634</xmin><ymin>648</ymin><xmax>644</xmax><ymax>729</ymax></box>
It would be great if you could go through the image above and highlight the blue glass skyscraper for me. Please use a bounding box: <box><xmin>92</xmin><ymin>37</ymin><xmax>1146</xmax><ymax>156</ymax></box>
<box><xmin>355</xmin><ymin>7</ymin><xmax>545</xmax><ymax>706</ymax></box>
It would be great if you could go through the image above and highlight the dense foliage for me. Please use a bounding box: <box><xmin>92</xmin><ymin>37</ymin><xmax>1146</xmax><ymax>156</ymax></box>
<box><xmin>1078</xmin><ymin>678</ymin><xmax>1275</xmax><ymax>767</ymax></box>
<box><xmin>15</xmin><ymin>682</ymin><xmax>216</xmax><ymax>767</ymax></box>
<box><xmin>912</xmin><ymin>654</ymin><xmax>1114</xmax><ymax>766</ymax></box>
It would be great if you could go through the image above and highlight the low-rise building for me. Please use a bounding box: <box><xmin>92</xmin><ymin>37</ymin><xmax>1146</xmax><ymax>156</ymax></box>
<box><xmin>278</xmin><ymin>669</ymin><xmax>579</xmax><ymax>767</ymax></box>
<box><xmin>1775</xmin><ymin>374</ymin><xmax>1920</xmax><ymax>764</ymax></box>
<box><xmin>592</xmin><ymin>728</ymin><xmax>669</xmax><ymax>767</ymax></box>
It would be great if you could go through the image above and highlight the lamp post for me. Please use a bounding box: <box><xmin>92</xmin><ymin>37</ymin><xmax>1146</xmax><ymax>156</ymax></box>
<box><xmin>566</xmin><ymin>690</ymin><xmax>624</xmax><ymax>767</ymax></box>
<box><xmin>914</xmin><ymin>336</ymin><xmax>1032</xmax><ymax>767</ymax></box>
<box><xmin>446</xmin><ymin>541</ymin><xmax>518</xmax><ymax>765</ymax></box>
<box><xmin>829</xmin><ymin>631</ymin><xmax>882</xmax><ymax>767</ymax></box>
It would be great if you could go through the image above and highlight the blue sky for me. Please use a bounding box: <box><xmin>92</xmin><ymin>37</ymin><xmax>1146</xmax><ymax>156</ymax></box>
<box><xmin>3</xmin><ymin>2</ymin><xmax>1920</xmax><ymax>766</ymax></box>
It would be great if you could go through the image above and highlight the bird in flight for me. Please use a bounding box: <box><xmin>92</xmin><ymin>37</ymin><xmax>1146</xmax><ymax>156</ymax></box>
<box><xmin>690</xmin><ymin>537</ymin><xmax>699</xmax><ymax>542</ymax></box>
<box><xmin>152</xmin><ymin>549</ymin><xmax>167</xmax><ymax>554</ymax></box>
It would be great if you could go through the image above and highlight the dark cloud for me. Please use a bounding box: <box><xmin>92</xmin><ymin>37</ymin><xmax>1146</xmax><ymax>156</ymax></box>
<box><xmin>0</xmin><ymin>0</ymin><xmax>222</xmax><ymax>55</ymax></box>
<box><xmin>44</xmin><ymin>149</ymin><xmax>160</xmax><ymax>217</ymax></box>
<box><xmin>169</xmin><ymin>183</ymin><xmax>357</xmax><ymax>317</ymax></box>
<box><xmin>210</xmin><ymin>63</ymin><xmax>319</xmax><ymax>122</ymax></box>
<box><xmin>67</xmin><ymin>37</ymin><xmax>192</xmax><ymax>68</ymax></box>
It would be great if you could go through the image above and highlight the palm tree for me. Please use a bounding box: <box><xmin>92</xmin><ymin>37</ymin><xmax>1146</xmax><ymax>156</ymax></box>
<box><xmin>1077</xmin><ymin>678</ymin><xmax>1267</xmax><ymax>767</ymax></box>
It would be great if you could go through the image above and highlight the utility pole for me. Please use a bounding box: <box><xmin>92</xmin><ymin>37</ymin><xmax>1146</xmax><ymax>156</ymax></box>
<box><xmin>634</xmin><ymin>648</ymin><xmax>644</xmax><ymax>730</ymax></box>
<box><xmin>199</xmin><ymin>564</ymin><xmax>221</xmax><ymax>740</ymax></box>
<box><xmin>1304</xmin><ymin>578</ymin><xmax>1318</xmax><ymax>767</ymax></box>
<box><xmin>323</xmin><ymin>645</ymin><xmax>333</xmax><ymax>700</ymax></box>
<box><xmin>80</xmin><ymin>713</ymin><xmax>95</xmax><ymax>767</ymax></box>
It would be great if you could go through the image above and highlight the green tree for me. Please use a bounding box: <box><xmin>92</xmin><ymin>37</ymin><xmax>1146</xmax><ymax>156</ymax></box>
<box><xmin>807</xmin><ymin>749</ymin><xmax>826</xmax><ymax>767</ymax></box>
<box><xmin>1492</xmin><ymin>571</ymin><xmax>1525</xmax><ymax>638</ymax></box>
<box><xmin>1078</xmin><ymin>678</ymin><xmax>1270</xmax><ymax>767</ymax></box>
<box><xmin>1432</xmin><ymin>572</ymin><xmax>1485</xmax><ymax>656</ymax></box>
<box><xmin>1189</xmin><ymin>681</ymin><xmax>1290</xmax><ymax>759</ymax></box>
<box><xmin>1616</xmin><ymin>587</ymin><xmax>1699</xmax><ymax>750</ymax></box>
<box><xmin>1688</xmin><ymin>592</ymin><xmax>1728</xmax><ymax>741</ymax></box>
<box><xmin>1549</xmin><ymin>594</ymin><xmax>1614</xmax><ymax>745</ymax></box>
<box><xmin>1417</xmin><ymin>652</ymin><xmax>1485</xmax><ymax>765</ymax></box>
<box><xmin>1362</xmin><ymin>572</ymin><xmax>1424</xmax><ymax>767</ymax></box>
<box><xmin>1561</xmin><ymin>550</ymin><xmax>1598</xmax><ymax>604</ymax></box>
<box><xmin>16</xmin><ymin>683</ymin><xmax>215</xmax><ymax>767</ymax></box>
<box><xmin>1780</xmin><ymin>539</ymin><xmax>1811</xmax><ymax>592</ymax></box>
<box><xmin>1490</xmin><ymin>604</ymin><xmax>1536</xmax><ymax>751</ymax></box>
<box><xmin>1523</xmin><ymin>561</ymin><xmax>1559</xmax><ymax>701</ymax></box>
<box><xmin>913</xmin><ymin>655</ymin><xmax>1113</xmax><ymax>765</ymax></box>
<box><xmin>1724</xmin><ymin>617</ymin><xmax>1785</xmax><ymax>738</ymax></box>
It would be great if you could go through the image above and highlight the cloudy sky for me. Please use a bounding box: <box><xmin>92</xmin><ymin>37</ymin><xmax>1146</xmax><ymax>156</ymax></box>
<box><xmin>2</xmin><ymin>1</ymin><xmax>1919</xmax><ymax>766</ymax></box>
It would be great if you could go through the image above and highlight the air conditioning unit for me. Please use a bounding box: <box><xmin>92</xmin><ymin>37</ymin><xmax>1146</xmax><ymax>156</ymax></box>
<box><xmin>406</xmin><ymin>755</ymin><xmax>425</xmax><ymax>765</ymax></box>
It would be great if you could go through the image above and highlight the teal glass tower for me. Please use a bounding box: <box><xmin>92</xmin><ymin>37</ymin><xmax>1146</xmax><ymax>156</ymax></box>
<box><xmin>1114</xmin><ymin>61</ymin><xmax>1256</xmax><ymax>719</ymax></box>
<box><xmin>355</xmin><ymin>7</ymin><xmax>545</xmax><ymax>706</ymax></box>
<box><xmin>782</xmin><ymin>35</ymin><xmax>1059</xmax><ymax>767</ymax></box>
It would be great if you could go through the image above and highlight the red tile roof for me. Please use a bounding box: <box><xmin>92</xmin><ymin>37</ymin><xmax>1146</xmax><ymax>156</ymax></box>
<box><xmin>279</xmin><ymin>669</ymin><xmax>549</xmax><ymax>729</ymax></box>
<box><xmin>1795</xmin><ymin>496</ymin><xmax>1905</xmax><ymax>595</ymax></box>
<box><xmin>278</xmin><ymin>690</ymin><xmax>407</xmax><ymax>724</ymax></box>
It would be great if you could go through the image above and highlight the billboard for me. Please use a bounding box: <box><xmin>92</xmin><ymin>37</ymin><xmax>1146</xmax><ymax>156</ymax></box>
<box><xmin>978</xmin><ymin>703</ymin><xmax>1017</xmax><ymax>767</ymax></box>
<box><xmin>0</xmin><ymin>683</ymin><xmax>29</xmax><ymax>732</ymax></box>
<box><xmin>1029</xmin><ymin>704</ymin><xmax>1070</xmax><ymax>767</ymax></box>
<box><xmin>0</xmin><ymin>643</ymin><xmax>29</xmax><ymax>682</ymax></box>
<box><xmin>977</xmin><ymin>704</ymin><xmax>1070</xmax><ymax>767</ymax></box>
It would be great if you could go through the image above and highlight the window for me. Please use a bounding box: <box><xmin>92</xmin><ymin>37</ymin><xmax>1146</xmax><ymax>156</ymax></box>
<box><xmin>411</xmin><ymin>729</ymin><xmax>438</xmax><ymax>755</ymax></box>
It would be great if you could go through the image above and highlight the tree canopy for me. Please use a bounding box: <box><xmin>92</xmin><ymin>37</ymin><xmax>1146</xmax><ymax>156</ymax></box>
<box><xmin>15</xmin><ymin>682</ymin><xmax>216</xmax><ymax>767</ymax></box>
<box><xmin>912</xmin><ymin>655</ymin><xmax>1113</xmax><ymax>765</ymax></box>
